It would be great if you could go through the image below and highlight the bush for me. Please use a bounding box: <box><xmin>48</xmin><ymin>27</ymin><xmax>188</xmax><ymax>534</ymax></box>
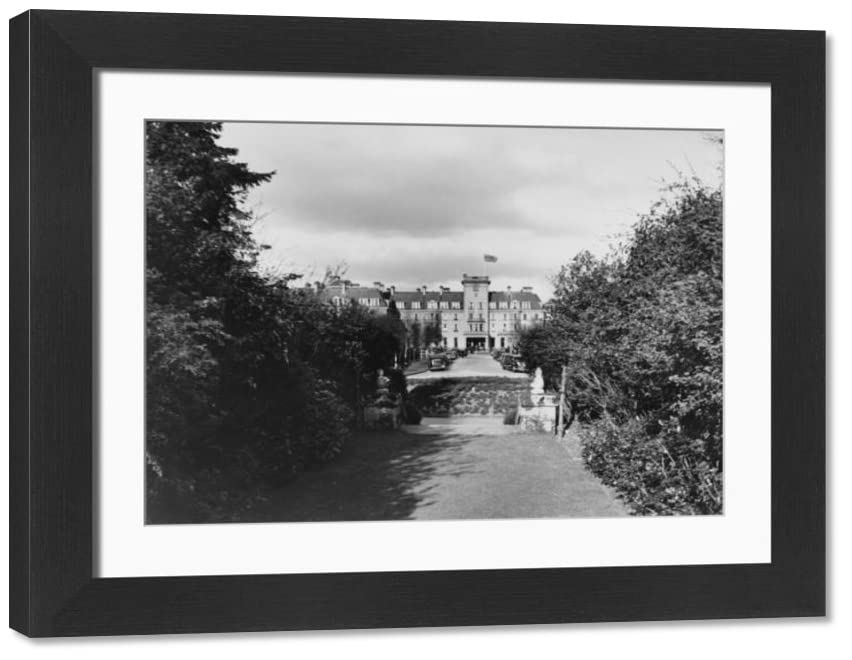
<box><xmin>145</xmin><ymin>122</ymin><xmax>416</xmax><ymax>522</ymax></box>
<box><xmin>580</xmin><ymin>416</ymin><xmax>722</xmax><ymax>515</ymax></box>
<box><xmin>145</xmin><ymin>458</ymin><xmax>268</xmax><ymax>524</ymax></box>
<box><xmin>386</xmin><ymin>368</ymin><xmax>407</xmax><ymax>397</ymax></box>
<box><xmin>516</xmin><ymin>181</ymin><xmax>723</xmax><ymax>514</ymax></box>
<box><xmin>299</xmin><ymin>383</ymin><xmax>354</xmax><ymax>465</ymax></box>
<box><xmin>402</xmin><ymin>401</ymin><xmax>422</xmax><ymax>425</ymax></box>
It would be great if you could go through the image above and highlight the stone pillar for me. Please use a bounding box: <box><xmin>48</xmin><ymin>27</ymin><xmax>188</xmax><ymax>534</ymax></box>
<box><xmin>519</xmin><ymin>367</ymin><xmax>558</xmax><ymax>433</ymax></box>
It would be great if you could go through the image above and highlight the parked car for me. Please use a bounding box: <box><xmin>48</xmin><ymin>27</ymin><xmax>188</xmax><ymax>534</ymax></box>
<box><xmin>511</xmin><ymin>358</ymin><xmax>528</xmax><ymax>373</ymax></box>
<box><xmin>446</xmin><ymin>349</ymin><xmax>458</xmax><ymax>361</ymax></box>
<box><xmin>492</xmin><ymin>348</ymin><xmax>504</xmax><ymax>361</ymax></box>
<box><xmin>500</xmin><ymin>354</ymin><xmax>516</xmax><ymax>370</ymax></box>
<box><xmin>456</xmin><ymin>348</ymin><xmax>468</xmax><ymax>358</ymax></box>
<box><xmin>428</xmin><ymin>352</ymin><xmax>449</xmax><ymax>371</ymax></box>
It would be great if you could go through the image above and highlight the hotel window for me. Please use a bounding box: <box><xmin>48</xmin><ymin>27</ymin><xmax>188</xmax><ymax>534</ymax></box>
<box><xmin>489</xmin><ymin>302</ymin><xmax>496</xmax><ymax>309</ymax></box>
<box><xmin>428</xmin><ymin>300</ymin><xmax>438</xmax><ymax>309</ymax></box>
<box><xmin>522</xmin><ymin>301</ymin><xmax>531</xmax><ymax>309</ymax></box>
<box><xmin>440</xmin><ymin>301</ymin><xmax>448</xmax><ymax>309</ymax></box>
<box><xmin>523</xmin><ymin>314</ymin><xmax>527</xmax><ymax>321</ymax></box>
<box><xmin>451</xmin><ymin>302</ymin><xmax>460</xmax><ymax>309</ymax></box>
<box><xmin>412</xmin><ymin>301</ymin><xmax>420</xmax><ymax>309</ymax></box>
<box><xmin>499</xmin><ymin>301</ymin><xmax>508</xmax><ymax>309</ymax></box>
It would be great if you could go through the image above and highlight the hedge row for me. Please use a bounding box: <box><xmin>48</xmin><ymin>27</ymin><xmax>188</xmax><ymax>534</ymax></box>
<box><xmin>579</xmin><ymin>416</ymin><xmax>722</xmax><ymax>515</ymax></box>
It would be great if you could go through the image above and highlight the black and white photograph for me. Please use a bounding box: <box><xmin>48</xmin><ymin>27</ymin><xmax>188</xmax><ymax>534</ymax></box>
<box><xmin>8</xmin><ymin>2</ymin><xmax>835</xmax><ymax>648</ymax></box>
<box><xmin>145</xmin><ymin>120</ymin><xmax>724</xmax><ymax>524</ymax></box>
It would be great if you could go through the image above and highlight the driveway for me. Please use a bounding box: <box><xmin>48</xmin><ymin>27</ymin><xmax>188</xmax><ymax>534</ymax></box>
<box><xmin>246</xmin><ymin>417</ymin><xmax>627</xmax><ymax>522</ymax></box>
<box><xmin>400</xmin><ymin>418</ymin><xmax>627</xmax><ymax>520</ymax></box>
<box><xmin>407</xmin><ymin>353</ymin><xmax>530</xmax><ymax>382</ymax></box>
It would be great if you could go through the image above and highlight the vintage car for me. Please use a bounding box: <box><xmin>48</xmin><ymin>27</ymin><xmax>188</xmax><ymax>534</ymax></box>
<box><xmin>456</xmin><ymin>348</ymin><xmax>468</xmax><ymax>358</ymax></box>
<box><xmin>428</xmin><ymin>352</ymin><xmax>449</xmax><ymax>371</ymax></box>
<box><xmin>500</xmin><ymin>353</ymin><xmax>516</xmax><ymax>370</ymax></box>
<box><xmin>446</xmin><ymin>349</ymin><xmax>458</xmax><ymax>361</ymax></box>
<box><xmin>511</xmin><ymin>358</ymin><xmax>528</xmax><ymax>373</ymax></box>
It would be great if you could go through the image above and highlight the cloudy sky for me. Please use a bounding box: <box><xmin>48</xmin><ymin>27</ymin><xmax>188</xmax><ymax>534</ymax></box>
<box><xmin>219</xmin><ymin>122</ymin><xmax>722</xmax><ymax>300</ymax></box>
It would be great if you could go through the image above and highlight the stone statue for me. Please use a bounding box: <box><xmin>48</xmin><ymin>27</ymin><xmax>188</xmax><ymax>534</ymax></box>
<box><xmin>519</xmin><ymin>366</ymin><xmax>558</xmax><ymax>433</ymax></box>
<box><xmin>531</xmin><ymin>367</ymin><xmax>545</xmax><ymax>396</ymax></box>
<box><xmin>375</xmin><ymin>368</ymin><xmax>390</xmax><ymax>394</ymax></box>
<box><xmin>365</xmin><ymin>368</ymin><xmax>401</xmax><ymax>429</ymax></box>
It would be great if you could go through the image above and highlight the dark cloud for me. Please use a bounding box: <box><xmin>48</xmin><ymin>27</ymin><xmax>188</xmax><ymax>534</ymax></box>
<box><xmin>227</xmin><ymin>123</ymin><xmax>624</xmax><ymax>238</ymax></box>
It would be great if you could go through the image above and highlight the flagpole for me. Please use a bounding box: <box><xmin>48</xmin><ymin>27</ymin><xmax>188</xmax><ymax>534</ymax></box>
<box><xmin>482</xmin><ymin>254</ymin><xmax>496</xmax><ymax>351</ymax></box>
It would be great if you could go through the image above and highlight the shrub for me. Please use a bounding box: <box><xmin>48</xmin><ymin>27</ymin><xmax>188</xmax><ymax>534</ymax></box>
<box><xmin>516</xmin><ymin>181</ymin><xmax>723</xmax><ymax>514</ymax></box>
<box><xmin>579</xmin><ymin>415</ymin><xmax>722</xmax><ymax>515</ymax></box>
<box><xmin>385</xmin><ymin>368</ymin><xmax>407</xmax><ymax>397</ymax></box>
<box><xmin>300</xmin><ymin>382</ymin><xmax>354</xmax><ymax>465</ymax></box>
<box><xmin>145</xmin><ymin>456</ymin><xmax>268</xmax><ymax>524</ymax></box>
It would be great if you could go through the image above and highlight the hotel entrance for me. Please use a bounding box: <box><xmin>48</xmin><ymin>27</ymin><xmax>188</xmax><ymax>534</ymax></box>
<box><xmin>465</xmin><ymin>336</ymin><xmax>488</xmax><ymax>352</ymax></box>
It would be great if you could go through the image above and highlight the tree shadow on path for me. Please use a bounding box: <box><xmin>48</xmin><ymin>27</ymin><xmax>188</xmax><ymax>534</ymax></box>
<box><xmin>242</xmin><ymin>428</ymin><xmax>477</xmax><ymax>523</ymax></box>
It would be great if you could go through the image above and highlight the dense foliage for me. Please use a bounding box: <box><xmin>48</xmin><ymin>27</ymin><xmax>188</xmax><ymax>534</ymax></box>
<box><xmin>518</xmin><ymin>181</ymin><xmax>723</xmax><ymax>514</ymax></box>
<box><xmin>145</xmin><ymin>122</ymin><xmax>407</xmax><ymax>522</ymax></box>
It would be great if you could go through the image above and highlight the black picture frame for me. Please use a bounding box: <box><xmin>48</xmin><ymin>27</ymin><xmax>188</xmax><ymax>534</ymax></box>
<box><xmin>9</xmin><ymin>10</ymin><xmax>825</xmax><ymax>637</ymax></box>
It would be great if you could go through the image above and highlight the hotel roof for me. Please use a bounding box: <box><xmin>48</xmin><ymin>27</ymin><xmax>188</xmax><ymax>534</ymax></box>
<box><xmin>393</xmin><ymin>290</ymin><xmax>463</xmax><ymax>302</ymax></box>
<box><xmin>321</xmin><ymin>284</ymin><xmax>387</xmax><ymax>303</ymax></box>
<box><xmin>319</xmin><ymin>280</ymin><xmax>542</xmax><ymax>310</ymax></box>
<box><xmin>489</xmin><ymin>290</ymin><xmax>543</xmax><ymax>308</ymax></box>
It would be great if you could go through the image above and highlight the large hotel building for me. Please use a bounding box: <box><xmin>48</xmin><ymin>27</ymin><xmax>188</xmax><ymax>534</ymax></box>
<box><xmin>322</xmin><ymin>273</ymin><xmax>545</xmax><ymax>351</ymax></box>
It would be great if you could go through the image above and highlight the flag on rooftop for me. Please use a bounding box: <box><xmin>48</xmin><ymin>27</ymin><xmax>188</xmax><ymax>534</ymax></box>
<box><xmin>484</xmin><ymin>254</ymin><xmax>498</xmax><ymax>263</ymax></box>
